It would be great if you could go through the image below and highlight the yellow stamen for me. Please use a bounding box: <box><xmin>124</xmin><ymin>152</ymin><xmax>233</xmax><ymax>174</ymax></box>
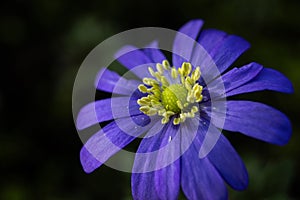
<box><xmin>162</xmin><ymin>60</ymin><xmax>170</xmax><ymax>70</ymax></box>
<box><xmin>137</xmin><ymin>60</ymin><xmax>203</xmax><ymax>125</ymax></box>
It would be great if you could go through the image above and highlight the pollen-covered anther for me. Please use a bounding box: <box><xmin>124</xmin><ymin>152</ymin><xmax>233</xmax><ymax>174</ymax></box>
<box><xmin>148</xmin><ymin>67</ymin><xmax>156</xmax><ymax>77</ymax></box>
<box><xmin>137</xmin><ymin>99</ymin><xmax>149</xmax><ymax>106</ymax></box>
<box><xmin>150</xmin><ymin>100</ymin><xmax>161</xmax><ymax>108</ymax></box>
<box><xmin>162</xmin><ymin>60</ymin><xmax>170</xmax><ymax>70</ymax></box>
<box><xmin>142</xmin><ymin>78</ymin><xmax>158</xmax><ymax>86</ymax></box>
<box><xmin>160</xmin><ymin>76</ymin><xmax>170</xmax><ymax>87</ymax></box>
<box><xmin>139</xmin><ymin>106</ymin><xmax>157</xmax><ymax>116</ymax></box>
<box><xmin>137</xmin><ymin>60</ymin><xmax>203</xmax><ymax>125</ymax></box>
<box><xmin>156</xmin><ymin>63</ymin><xmax>164</xmax><ymax>74</ymax></box>
<box><xmin>191</xmin><ymin>66</ymin><xmax>201</xmax><ymax>82</ymax></box>
<box><xmin>138</xmin><ymin>85</ymin><xmax>148</xmax><ymax>93</ymax></box>
<box><xmin>160</xmin><ymin>110</ymin><xmax>175</xmax><ymax>124</ymax></box>
<box><xmin>187</xmin><ymin>84</ymin><xmax>203</xmax><ymax>103</ymax></box>
<box><xmin>173</xmin><ymin>105</ymin><xmax>199</xmax><ymax>125</ymax></box>
<box><xmin>171</xmin><ymin>68</ymin><xmax>178</xmax><ymax>79</ymax></box>
<box><xmin>178</xmin><ymin>62</ymin><xmax>192</xmax><ymax>77</ymax></box>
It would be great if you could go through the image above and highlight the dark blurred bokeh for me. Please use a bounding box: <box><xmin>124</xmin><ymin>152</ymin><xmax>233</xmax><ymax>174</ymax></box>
<box><xmin>1</xmin><ymin>0</ymin><xmax>299</xmax><ymax>199</ymax></box>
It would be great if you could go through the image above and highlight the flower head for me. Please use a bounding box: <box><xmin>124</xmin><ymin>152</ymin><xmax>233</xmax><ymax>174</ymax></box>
<box><xmin>76</xmin><ymin>19</ymin><xmax>293</xmax><ymax>199</ymax></box>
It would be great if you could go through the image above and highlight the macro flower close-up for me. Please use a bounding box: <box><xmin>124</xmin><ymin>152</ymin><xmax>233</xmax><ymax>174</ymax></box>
<box><xmin>76</xmin><ymin>19</ymin><xmax>293</xmax><ymax>200</ymax></box>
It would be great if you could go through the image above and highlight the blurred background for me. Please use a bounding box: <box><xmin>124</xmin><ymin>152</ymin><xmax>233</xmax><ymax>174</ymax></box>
<box><xmin>1</xmin><ymin>0</ymin><xmax>299</xmax><ymax>199</ymax></box>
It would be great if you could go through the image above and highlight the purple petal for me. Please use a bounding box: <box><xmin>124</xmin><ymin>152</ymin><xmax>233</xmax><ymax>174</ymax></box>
<box><xmin>226</xmin><ymin>67</ymin><xmax>294</xmax><ymax>96</ymax></box>
<box><xmin>207</xmin><ymin>62</ymin><xmax>263</xmax><ymax>99</ymax></box>
<box><xmin>115</xmin><ymin>45</ymin><xmax>152</xmax><ymax>79</ymax></box>
<box><xmin>205</xmin><ymin>127</ymin><xmax>249</xmax><ymax>190</ymax></box>
<box><xmin>183</xmin><ymin>118</ymin><xmax>248</xmax><ymax>191</ymax></box>
<box><xmin>76</xmin><ymin>97</ymin><xmax>142</xmax><ymax>130</ymax></box>
<box><xmin>211</xmin><ymin>35</ymin><xmax>250</xmax><ymax>74</ymax></box>
<box><xmin>154</xmin><ymin>160</ymin><xmax>180</xmax><ymax>200</ymax></box>
<box><xmin>181</xmin><ymin>142</ymin><xmax>228</xmax><ymax>200</ymax></box>
<box><xmin>172</xmin><ymin>20</ymin><xmax>204</xmax><ymax>68</ymax></box>
<box><xmin>132</xmin><ymin>123</ymin><xmax>180</xmax><ymax>200</ymax></box>
<box><xmin>154</xmin><ymin>124</ymin><xmax>180</xmax><ymax>200</ymax></box>
<box><xmin>143</xmin><ymin>41</ymin><xmax>166</xmax><ymax>63</ymax></box>
<box><xmin>94</xmin><ymin>68</ymin><xmax>140</xmax><ymax>95</ymax></box>
<box><xmin>190</xmin><ymin>29</ymin><xmax>226</xmax><ymax>74</ymax></box>
<box><xmin>131</xmin><ymin>172</ymin><xmax>159</xmax><ymax>200</ymax></box>
<box><xmin>132</xmin><ymin>161</ymin><xmax>180</xmax><ymax>200</ymax></box>
<box><xmin>197</xmin><ymin>29</ymin><xmax>227</xmax><ymax>52</ymax></box>
<box><xmin>80</xmin><ymin>116</ymin><xmax>149</xmax><ymax>173</ymax></box>
<box><xmin>132</xmin><ymin>122</ymin><xmax>180</xmax><ymax>172</ymax></box>
<box><xmin>221</xmin><ymin>101</ymin><xmax>292</xmax><ymax>145</ymax></box>
<box><xmin>194</xmin><ymin>30</ymin><xmax>250</xmax><ymax>80</ymax></box>
<box><xmin>80</xmin><ymin>142</ymin><xmax>102</xmax><ymax>173</ymax></box>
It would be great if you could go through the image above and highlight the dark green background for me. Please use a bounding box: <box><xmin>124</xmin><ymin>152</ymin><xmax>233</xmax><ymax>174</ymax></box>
<box><xmin>1</xmin><ymin>0</ymin><xmax>299</xmax><ymax>199</ymax></box>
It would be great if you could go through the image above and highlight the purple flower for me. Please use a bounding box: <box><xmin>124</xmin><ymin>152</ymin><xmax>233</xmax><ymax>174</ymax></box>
<box><xmin>76</xmin><ymin>19</ymin><xmax>293</xmax><ymax>199</ymax></box>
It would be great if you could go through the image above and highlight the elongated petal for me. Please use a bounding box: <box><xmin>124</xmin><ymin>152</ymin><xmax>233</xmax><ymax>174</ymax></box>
<box><xmin>80</xmin><ymin>116</ymin><xmax>150</xmax><ymax>173</ymax></box>
<box><xmin>132</xmin><ymin>161</ymin><xmax>180</xmax><ymax>200</ymax></box>
<box><xmin>132</xmin><ymin>147</ymin><xmax>159</xmax><ymax>200</ymax></box>
<box><xmin>115</xmin><ymin>45</ymin><xmax>152</xmax><ymax>79</ymax></box>
<box><xmin>76</xmin><ymin>97</ymin><xmax>142</xmax><ymax>130</ymax></box>
<box><xmin>133</xmin><ymin>123</ymin><xmax>180</xmax><ymax>172</ymax></box>
<box><xmin>218</xmin><ymin>101</ymin><xmax>292</xmax><ymax>145</ymax></box>
<box><xmin>154</xmin><ymin>160</ymin><xmax>180</xmax><ymax>200</ymax></box>
<box><xmin>194</xmin><ymin>30</ymin><xmax>250</xmax><ymax>80</ymax></box>
<box><xmin>80</xmin><ymin>144</ymin><xmax>102</xmax><ymax>174</ymax></box>
<box><xmin>172</xmin><ymin>20</ymin><xmax>204</xmax><ymax>68</ymax></box>
<box><xmin>154</xmin><ymin>124</ymin><xmax>180</xmax><ymax>200</ymax></box>
<box><xmin>190</xmin><ymin>29</ymin><xmax>226</xmax><ymax>74</ymax></box>
<box><xmin>132</xmin><ymin>172</ymin><xmax>159</xmax><ymax>200</ymax></box>
<box><xmin>207</xmin><ymin>62</ymin><xmax>263</xmax><ymax>99</ymax></box>
<box><xmin>132</xmin><ymin>123</ymin><xmax>180</xmax><ymax>200</ymax></box>
<box><xmin>184</xmin><ymin>118</ymin><xmax>248</xmax><ymax>191</ymax></box>
<box><xmin>204</xmin><ymin>126</ymin><xmax>249</xmax><ymax>190</ymax></box>
<box><xmin>95</xmin><ymin>68</ymin><xmax>140</xmax><ymax>95</ymax></box>
<box><xmin>181</xmin><ymin>143</ymin><xmax>228</xmax><ymax>200</ymax></box>
<box><xmin>143</xmin><ymin>41</ymin><xmax>166</xmax><ymax>63</ymax></box>
<box><xmin>197</xmin><ymin>29</ymin><xmax>227</xmax><ymax>52</ymax></box>
<box><xmin>208</xmin><ymin>35</ymin><xmax>250</xmax><ymax>74</ymax></box>
<box><xmin>226</xmin><ymin>68</ymin><xmax>294</xmax><ymax>96</ymax></box>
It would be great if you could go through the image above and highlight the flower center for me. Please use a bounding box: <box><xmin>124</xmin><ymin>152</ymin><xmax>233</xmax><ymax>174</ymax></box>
<box><xmin>161</xmin><ymin>84</ymin><xmax>187</xmax><ymax>113</ymax></box>
<box><xmin>137</xmin><ymin>60</ymin><xmax>203</xmax><ymax>125</ymax></box>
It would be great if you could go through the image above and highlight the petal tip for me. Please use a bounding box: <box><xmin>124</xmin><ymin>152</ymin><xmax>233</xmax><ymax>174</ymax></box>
<box><xmin>232</xmin><ymin>173</ymin><xmax>249</xmax><ymax>191</ymax></box>
<box><xmin>191</xmin><ymin>19</ymin><xmax>204</xmax><ymax>25</ymax></box>
<box><xmin>285</xmin><ymin>80</ymin><xmax>294</xmax><ymax>94</ymax></box>
<box><xmin>114</xmin><ymin>45</ymin><xmax>136</xmax><ymax>59</ymax></box>
<box><xmin>80</xmin><ymin>147</ymin><xmax>101</xmax><ymax>173</ymax></box>
<box><xmin>179</xmin><ymin>19</ymin><xmax>204</xmax><ymax>34</ymax></box>
<box><xmin>76</xmin><ymin>114</ymin><xmax>85</xmax><ymax>131</ymax></box>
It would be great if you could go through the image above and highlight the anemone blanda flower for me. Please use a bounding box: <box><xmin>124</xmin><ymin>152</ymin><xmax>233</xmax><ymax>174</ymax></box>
<box><xmin>76</xmin><ymin>19</ymin><xmax>293</xmax><ymax>200</ymax></box>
